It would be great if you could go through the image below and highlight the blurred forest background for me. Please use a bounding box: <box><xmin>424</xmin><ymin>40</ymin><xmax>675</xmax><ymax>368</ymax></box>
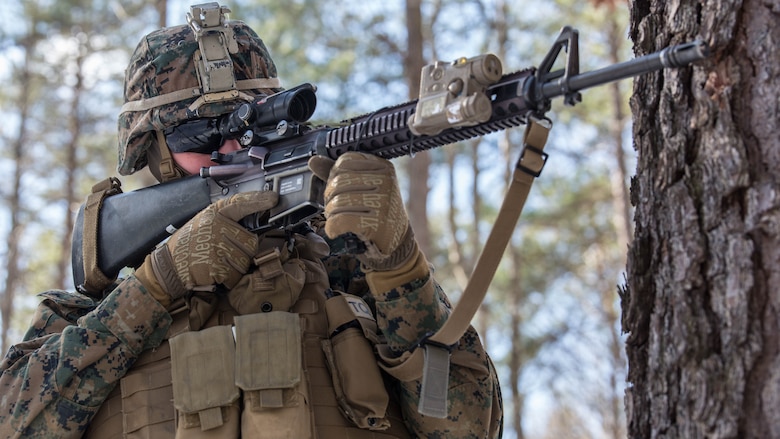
<box><xmin>0</xmin><ymin>0</ymin><xmax>635</xmax><ymax>437</ymax></box>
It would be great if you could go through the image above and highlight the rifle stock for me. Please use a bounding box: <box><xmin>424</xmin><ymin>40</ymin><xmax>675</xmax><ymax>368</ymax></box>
<box><xmin>72</xmin><ymin>177</ymin><xmax>212</xmax><ymax>288</ymax></box>
<box><xmin>71</xmin><ymin>26</ymin><xmax>709</xmax><ymax>291</ymax></box>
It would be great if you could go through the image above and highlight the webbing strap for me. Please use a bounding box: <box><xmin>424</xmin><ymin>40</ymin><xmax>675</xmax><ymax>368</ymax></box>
<box><xmin>119</xmin><ymin>78</ymin><xmax>282</xmax><ymax>114</ymax></box>
<box><xmin>155</xmin><ymin>130</ymin><xmax>188</xmax><ymax>182</ymax></box>
<box><xmin>81</xmin><ymin>177</ymin><xmax>123</xmax><ymax>293</ymax></box>
<box><xmin>417</xmin><ymin>117</ymin><xmax>552</xmax><ymax>417</ymax></box>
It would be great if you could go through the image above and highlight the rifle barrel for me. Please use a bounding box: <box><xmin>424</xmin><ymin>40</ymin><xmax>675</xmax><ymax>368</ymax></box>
<box><xmin>337</xmin><ymin>40</ymin><xmax>710</xmax><ymax>161</ymax></box>
<box><xmin>540</xmin><ymin>40</ymin><xmax>709</xmax><ymax>100</ymax></box>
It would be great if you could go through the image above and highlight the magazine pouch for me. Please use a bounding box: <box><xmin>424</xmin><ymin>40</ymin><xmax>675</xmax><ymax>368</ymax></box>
<box><xmin>169</xmin><ymin>326</ymin><xmax>240</xmax><ymax>438</ymax></box>
<box><xmin>234</xmin><ymin>312</ymin><xmax>313</xmax><ymax>438</ymax></box>
<box><xmin>322</xmin><ymin>292</ymin><xmax>390</xmax><ymax>430</ymax></box>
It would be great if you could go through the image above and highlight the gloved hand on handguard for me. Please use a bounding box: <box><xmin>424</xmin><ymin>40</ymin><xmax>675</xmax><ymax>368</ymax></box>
<box><xmin>309</xmin><ymin>152</ymin><xmax>428</xmax><ymax>293</ymax></box>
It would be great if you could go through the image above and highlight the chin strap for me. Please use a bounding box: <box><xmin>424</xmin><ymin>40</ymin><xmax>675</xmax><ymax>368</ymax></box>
<box><xmin>154</xmin><ymin>130</ymin><xmax>188</xmax><ymax>182</ymax></box>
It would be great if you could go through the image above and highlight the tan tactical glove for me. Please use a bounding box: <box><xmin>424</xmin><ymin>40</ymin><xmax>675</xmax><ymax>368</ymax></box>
<box><xmin>136</xmin><ymin>191</ymin><xmax>278</xmax><ymax>307</ymax></box>
<box><xmin>308</xmin><ymin>152</ymin><xmax>418</xmax><ymax>273</ymax></box>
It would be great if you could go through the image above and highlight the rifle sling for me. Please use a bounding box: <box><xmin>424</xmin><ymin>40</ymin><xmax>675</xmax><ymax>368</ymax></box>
<box><xmin>400</xmin><ymin>117</ymin><xmax>551</xmax><ymax>418</ymax></box>
<box><xmin>82</xmin><ymin>177</ymin><xmax>123</xmax><ymax>294</ymax></box>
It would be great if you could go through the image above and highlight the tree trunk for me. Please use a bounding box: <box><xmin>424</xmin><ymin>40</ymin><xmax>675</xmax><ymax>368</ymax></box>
<box><xmin>1</xmin><ymin>41</ymin><xmax>33</xmax><ymax>355</ymax></box>
<box><xmin>623</xmin><ymin>0</ymin><xmax>779</xmax><ymax>438</ymax></box>
<box><xmin>57</xmin><ymin>47</ymin><xmax>85</xmax><ymax>290</ymax></box>
<box><xmin>403</xmin><ymin>0</ymin><xmax>431</xmax><ymax>256</ymax></box>
<box><xmin>606</xmin><ymin>7</ymin><xmax>633</xmax><ymax>252</ymax></box>
<box><xmin>156</xmin><ymin>0</ymin><xmax>167</xmax><ymax>28</ymax></box>
<box><xmin>603</xmin><ymin>6</ymin><xmax>630</xmax><ymax>439</ymax></box>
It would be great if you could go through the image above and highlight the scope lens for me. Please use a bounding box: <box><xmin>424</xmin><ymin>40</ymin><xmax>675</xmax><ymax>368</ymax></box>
<box><xmin>287</xmin><ymin>94</ymin><xmax>315</xmax><ymax>122</ymax></box>
<box><xmin>164</xmin><ymin>118</ymin><xmax>223</xmax><ymax>154</ymax></box>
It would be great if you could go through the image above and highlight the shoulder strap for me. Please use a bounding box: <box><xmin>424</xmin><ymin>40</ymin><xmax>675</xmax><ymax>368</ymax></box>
<box><xmin>414</xmin><ymin>117</ymin><xmax>551</xmax><ymax>417</ymax></box>
<box><xmin>81</xmin><ymin>177</ymin><xmax>123</xmax><ymax>294</ymax></box>
<box><xmin>432</xmin><ymin>117</ymin><xmax>551</xmax><ymax>344</ymax></box>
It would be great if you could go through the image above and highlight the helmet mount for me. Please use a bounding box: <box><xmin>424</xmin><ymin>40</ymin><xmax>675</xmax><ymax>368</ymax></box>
<box><xmin>186</xmin><ymin>3</ymin><xmax>241</xmax><ymax>116</ymax></box>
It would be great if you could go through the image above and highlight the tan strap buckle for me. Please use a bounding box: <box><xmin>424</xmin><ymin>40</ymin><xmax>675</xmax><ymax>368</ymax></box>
<box><xmin>253</xmin><ymin>247</ymin><xmax>285</xmax><ymax>279</ymax></box>
<box><xmin>81</xmin><ymin>177</ymin><xmax>123</xmax><ymax>294</ymax></box>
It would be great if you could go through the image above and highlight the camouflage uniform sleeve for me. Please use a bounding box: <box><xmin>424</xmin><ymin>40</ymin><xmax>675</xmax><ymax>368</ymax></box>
<box><xmin>0</xmin><ymin>275</ymin><xmax>172</xmax><ymax>438</ymax></box>
<box><xmin>324</xmin><ymin>253</ymin><xmax>503</xmax><ymax>439</ymax></box>
<box><xmin>373</xmin><ymin>271</ymin><xmax>503</xmax><ymax>439</ymax></box>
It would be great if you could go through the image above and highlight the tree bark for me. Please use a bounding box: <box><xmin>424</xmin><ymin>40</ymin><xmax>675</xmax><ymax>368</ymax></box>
<box><xmin>624</xmin><ymin>0</ymin><xmax>779</xmax><ymax>437</ymax></box>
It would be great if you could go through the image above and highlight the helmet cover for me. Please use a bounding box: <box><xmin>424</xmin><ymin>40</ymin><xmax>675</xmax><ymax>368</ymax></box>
<box><xmin>118</xmin><ymin>13</ymin><xmax>282</xmax><ymax>175</ymax></box>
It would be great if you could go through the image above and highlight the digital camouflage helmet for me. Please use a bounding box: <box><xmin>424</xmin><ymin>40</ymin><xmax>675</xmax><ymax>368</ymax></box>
<box><xmin>118</xmin><ymin>3</ymin><xmax>282</xmax><ymax>180</ymax></box>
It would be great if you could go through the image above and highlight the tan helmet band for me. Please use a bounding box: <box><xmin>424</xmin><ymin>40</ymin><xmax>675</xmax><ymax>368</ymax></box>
<box><xmin>119</xmin><ymin>78</ymin><xmax>282</xmax><ymax>115</ymax></box>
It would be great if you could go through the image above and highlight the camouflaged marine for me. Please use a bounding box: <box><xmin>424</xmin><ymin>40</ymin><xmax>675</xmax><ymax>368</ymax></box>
<box><xmin>0</xmin><ymin>3</ymin><xmax>502</xmax><ymax>438</ymax></box>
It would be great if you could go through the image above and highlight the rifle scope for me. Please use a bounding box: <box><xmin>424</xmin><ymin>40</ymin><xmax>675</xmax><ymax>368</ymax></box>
<box><xmin>220</xmin><ymin>83</ymin><xmax>318</xmax><ymax>138</ymax></box>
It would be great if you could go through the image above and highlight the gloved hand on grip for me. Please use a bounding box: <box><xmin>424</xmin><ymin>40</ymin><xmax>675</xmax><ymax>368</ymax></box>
<box><xmin>135</xmin><ymin>191</ymin><xmax>279</xmax><ymax>307</ymax></box>
<box><xmin>308</xmin><ymin>152</ymin><xmax>418</xmax><ymax>273</ymax></box>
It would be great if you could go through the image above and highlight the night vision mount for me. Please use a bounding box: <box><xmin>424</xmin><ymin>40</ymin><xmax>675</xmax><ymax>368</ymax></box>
<box><xmin>187</xmin><ymin>3</ymin><xmax>240</xmax><ymax>109</ymax></box>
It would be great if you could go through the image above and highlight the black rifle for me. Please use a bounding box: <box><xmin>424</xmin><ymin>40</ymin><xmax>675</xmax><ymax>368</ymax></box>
<box><xmin>71</xmin><ymin>26</ymin><xmax>708</xmax><ymax>290</ymax></box>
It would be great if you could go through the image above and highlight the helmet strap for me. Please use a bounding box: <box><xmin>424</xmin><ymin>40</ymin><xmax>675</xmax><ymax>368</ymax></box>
<box><xmin>150</xmin><ymin>130</ymin><xmax>188</xmax><ymax>182</ymax></box>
